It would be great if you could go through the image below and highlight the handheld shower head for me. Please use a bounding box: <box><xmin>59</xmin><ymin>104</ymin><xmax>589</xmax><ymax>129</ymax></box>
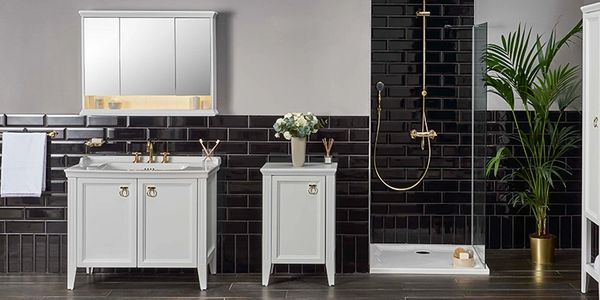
<box><xmin>376</xmin><ymin>81</ymin><xmax>385</xmax><ymax>92</ymax></box>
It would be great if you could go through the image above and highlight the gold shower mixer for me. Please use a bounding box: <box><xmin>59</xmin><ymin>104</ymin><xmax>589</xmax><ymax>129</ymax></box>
<box><xmin>410</xmin><ymin>129</ymin><xmax>437</xmax><ymax>140</ymax></box>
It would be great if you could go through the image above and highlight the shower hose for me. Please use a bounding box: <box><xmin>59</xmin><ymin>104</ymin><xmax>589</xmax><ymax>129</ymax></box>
<box><xmin>372</xmin><ymin>0</ymin><xmax>433</xmax><ymax>191</ymax></box>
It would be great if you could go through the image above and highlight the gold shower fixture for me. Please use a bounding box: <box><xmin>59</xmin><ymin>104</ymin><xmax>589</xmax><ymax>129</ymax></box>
<box><xmin>372</xmin><ymin>0</ymin><xmax>436</xmax><ymax>191</ymax></box>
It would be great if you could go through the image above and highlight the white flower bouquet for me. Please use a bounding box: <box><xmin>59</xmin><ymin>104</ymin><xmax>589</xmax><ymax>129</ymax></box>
<box><xmin>273</xmin><ymin>112</ymin><xmax>323</xmax><ymax>140</ymax></box>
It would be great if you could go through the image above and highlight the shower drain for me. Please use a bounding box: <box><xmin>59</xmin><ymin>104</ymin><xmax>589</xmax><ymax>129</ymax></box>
<box><xmin>415</xmin><ymin>250</ymin><xmax>431</xmax><ymax>255</ymax></box>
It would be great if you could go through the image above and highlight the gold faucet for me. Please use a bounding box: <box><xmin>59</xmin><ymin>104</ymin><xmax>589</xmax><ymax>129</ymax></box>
<box><xmin>132</xmin><ymin>152</ymin><xmax>142</xmax><ymax>163</ymax></box>
<box><xmin>160</xmin><ymin>152</ymin><xmax>170</xmax><ymax>163</ymax></box>
<box><xmin>146</xmin><ymin>140</ymin><xmax>156</xmax><ymax>163</ymax></box>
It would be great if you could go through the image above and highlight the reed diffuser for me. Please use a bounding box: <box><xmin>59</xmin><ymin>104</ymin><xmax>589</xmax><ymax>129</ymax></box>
<box><xmin>322</xmin><ymin>138</ymin><xmax>334</xmax><ymax>164</ymax></box>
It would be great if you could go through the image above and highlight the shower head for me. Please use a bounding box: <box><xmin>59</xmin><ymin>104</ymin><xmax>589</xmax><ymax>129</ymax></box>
<box><xmin>376</xmin><ymin>81</ymin><xmax>385</xmax><ymax>92</ymax></box>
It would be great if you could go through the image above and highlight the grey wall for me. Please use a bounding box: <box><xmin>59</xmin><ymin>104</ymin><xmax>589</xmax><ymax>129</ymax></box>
<box><xmin>475</xmin><ymin>0</ymin><xmax>584</xmax><ymax>110</ymax></box>
<box><xmin>0</xmin><ymin>0</ymin><xmax>371</xmax><ymax>115</ymax></box>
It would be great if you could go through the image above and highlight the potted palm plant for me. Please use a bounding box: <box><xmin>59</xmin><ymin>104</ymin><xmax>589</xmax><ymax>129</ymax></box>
<box><xmin>485</xmin><ymin>21</ymin><xmax>582</xmax><ymax>264</ymax></box>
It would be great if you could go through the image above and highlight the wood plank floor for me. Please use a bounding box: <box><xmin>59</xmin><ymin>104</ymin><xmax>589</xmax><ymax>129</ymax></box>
<box><xmin>0</xmin><ymin>250</ymin><xmax>597</xmax><ymax>299</ymax></box>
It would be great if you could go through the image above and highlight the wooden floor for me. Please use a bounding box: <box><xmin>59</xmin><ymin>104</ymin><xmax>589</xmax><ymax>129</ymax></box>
<box><xmin>0</xmin><ymin>250</ymin><xmax>597</xmax><ymax>299</ymax></box>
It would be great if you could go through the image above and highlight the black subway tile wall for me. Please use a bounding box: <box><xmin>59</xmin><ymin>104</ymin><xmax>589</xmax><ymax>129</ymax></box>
<box><xmin>0</xmin><ymin>114</ymin><xmax>369</xmax><ymax>273</ymax></box>
<box><xmin>371</xmin><ymin>0</ymin><xmax>581</xmax><ymax>250</ymax></box>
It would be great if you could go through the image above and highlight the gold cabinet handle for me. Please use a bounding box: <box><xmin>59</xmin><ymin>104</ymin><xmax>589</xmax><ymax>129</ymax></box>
<box><xmin>119</xmin><ymin>186</ymin><xmax>129</xmax><ymax>198</ymax></box>
<box><xmin>308</xmin><ymin>184</ymin><xmax>318</xmax><ymax>195</ymax></box>
<box><xmin>594</xmin><ymin>117</ymin><xmax>598</xmax><ymax>128</ymax></box>
<box><xmin>146</xmin><ymin>186</ymin><xmax>157</xmax><ymax>198</ymax></box>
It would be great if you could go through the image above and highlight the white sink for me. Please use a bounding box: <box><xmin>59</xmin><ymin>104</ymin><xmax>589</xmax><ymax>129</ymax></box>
<box><xmin>67</xmin><ymin>155</ymin><xmax>220</xmax><ymax>176</ymax></box>
<box><xmin>96</xmin><ymin>162</ymin><xmax>189</xmax><ymax>171</ymax></box>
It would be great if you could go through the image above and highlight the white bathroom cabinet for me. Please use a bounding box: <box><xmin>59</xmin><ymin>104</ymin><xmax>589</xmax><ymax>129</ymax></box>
<box><xmin>582</xmin><ymin>3</ymin><xmax>600</xmax><ymax>297</ymax></box>
<box><xmin>65</xmin><ymin>156</ymin><xmax>219</xmax><ymax>290</ymax></box>
<box><xmin>80</xmin><ymin>11</ymin><xmax>217</xmax><ymax>116</ymax></box>
<box><xmin>260</xmin><ymin>163</ymin><xmax>337</xmax><ymax>286</ymax></box>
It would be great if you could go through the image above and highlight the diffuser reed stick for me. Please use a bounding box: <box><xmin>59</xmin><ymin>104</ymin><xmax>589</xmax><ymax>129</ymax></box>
<box><xmin>322</xmin><ymin>138</ymin><xmax>334</xmax><ymax>164</ymax></box>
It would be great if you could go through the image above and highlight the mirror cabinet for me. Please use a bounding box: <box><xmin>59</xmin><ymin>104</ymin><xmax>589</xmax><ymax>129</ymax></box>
<box><xmin>80</xmin><ymin>11</ymin><xmax>217</xmax><ymax>116</ymax></box>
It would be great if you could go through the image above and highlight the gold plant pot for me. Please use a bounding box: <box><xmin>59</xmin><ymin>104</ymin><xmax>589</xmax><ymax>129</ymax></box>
<box><xmin>529</xmin><ymin>233</ymin><xmax>556</xmax><ymax>264</ymax></box>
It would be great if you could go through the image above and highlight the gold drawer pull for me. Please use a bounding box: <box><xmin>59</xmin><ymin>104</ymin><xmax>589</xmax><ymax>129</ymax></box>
<box><xmin>119</xmin><ymin>186</ymin><xmax>129</xmax><ymax>198</ymax></box>
<box><xmin>146</xmin><ymin>186</ymin><xmax>157</xmax><ymax>198</ymax></box>
<box><xmin>308</xmin><ymin>184</ymin><xmax>318</xmax><ymax>195</ymax></box>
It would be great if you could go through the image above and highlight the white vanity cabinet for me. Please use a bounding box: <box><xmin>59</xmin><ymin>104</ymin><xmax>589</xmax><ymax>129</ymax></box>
<box><xmin>137</xmin><ymin>179</ymin><xmax>198</xmax><ymax>267</ymax></box>
<box><xmin>65</xmin><ymin>156</ymin><xmax>219</xmax><ymax>290</ymax></box>
<box><xmin>76</xmin><ymin>179</ymin><xmax>137</xmax><ymax>267</ymax></box>
<box><xmin>582</xmin><ymin>3</ymin><xmax>600</xmax><ymax>296</ymax></box>
<box><xmin>260</xmin><ymin>163</ymin><xmax>337</xmax><ymax>286</ymax></box>
<box><xmin>80</xmin><ymin>11</ymin><xmax>218</xmax><ymax>116</ymax></box>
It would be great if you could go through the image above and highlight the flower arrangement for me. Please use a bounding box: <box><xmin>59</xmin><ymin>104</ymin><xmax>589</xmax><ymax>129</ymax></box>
<box><xmin>273</xmin><ymin>112</ymin><xmax>323</xmax><ymax>140</ymax></box>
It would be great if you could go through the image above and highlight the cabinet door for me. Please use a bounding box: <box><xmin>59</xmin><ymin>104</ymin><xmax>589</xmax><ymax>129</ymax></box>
<box><xmin>120</xmin><ymin>18</ymin><xmax>175</xmax><ymax>95</ymax></box>
<box><xmin>175</xmin><ymin>18</ymin><xmax>212</xmax><ymax>95</ymax></box>
<box><xmin>76</xmin><ymin>179</ymin><xmax>137</xmax><ymax>267</ymax></box>
<box><xmin>138</xmin><ymin>179</ymin><xmax>198</xmax><ymax>267</ymax></box>
<box><xmin>585</xmin><ymin>11</ymin><xmax>600</xmax><ymax>221</ymax></box>
<box><xmin>83</xmin><ymin>18</ymin><xmax>120</xmax><ymax>96</ymax></box>
<box><xmin>271</xmin><ymin>176</ymin><xmax>325</xmax><ymax>263</ymax></box>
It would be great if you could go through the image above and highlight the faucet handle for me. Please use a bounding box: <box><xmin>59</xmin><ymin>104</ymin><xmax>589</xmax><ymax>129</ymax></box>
<box><xmin>160</xmin><ymin>152</ymin><xmax>170</xmax><ymax>163</ymax></box>
<box><xmin>132</xmin><ymin>152</ymin><xmax>142</xmax><ymax>163</ymax></box>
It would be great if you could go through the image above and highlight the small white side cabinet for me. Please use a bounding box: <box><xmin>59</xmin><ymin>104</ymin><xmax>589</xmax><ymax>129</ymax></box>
<box><xmin>582</xmin><ymin>3</ymin><xmax>600</xmax><ymax>297</ymax></box>
<box><xmin>65</xmin><ymin>156</ymin><xmax>219</xmax><ymax>290</ymax></box>
<box><xmin>260</xmin><ymin>163</ymin><xmax>337</xmax><ymax>286</ymax></box>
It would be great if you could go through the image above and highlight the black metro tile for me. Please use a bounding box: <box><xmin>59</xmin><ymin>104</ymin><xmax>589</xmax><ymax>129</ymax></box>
<box><xmin>87</xmin><ymin>116</ymin><xmax>127</xmax><ymax>127</ymax></box>
<box><xmin>229</xmin><ymin>129</ymin><xmax>268</xmax><ymax>141</ymax></box>
<box><xmin>249</xmin><ymin>142</ymin><xmax>288</xmax><ymax>155</ymax></box>
<box><xmin>209</xmin><ymin>115</ymin><xmax>248</xmax><ymax>128</ymax></box>
<box><xmin>216</xmin><ymin>141</ymin><xmax>248</xmax><ymax>154</ymax></box>
<box><xmin>49</xmin><ymin>142</ymin><xmax>86</xmax><ymax>154</ymax></box>
<box><xmin>5</xmin><ymin>221</ymin><xmax>44</xmax><ymax>233</ymax></box>
<box><xmin>65</xmin><ymin>128</ymin><xmax>104</xmax><ymax>140</ymax></box>
<box><xmin>309</xmin><ymin>129</ymin><xmax>349</xmax><ymax>142</ymax></box>
<box><xmin>0</xmin><ymin>208</ymin><xmax>24</xmax><ymax>219</ymax></box>
<box><xmin>169</xmin><ymin>116</ymin><xmax>207</xmax><ymax>127</ymax></box>
<box><xmin>235</xmin><ymin>235</ymin><xmax>249</xmax><ymax>273</ymax></box>
<box><xmin>5</xmin><ymin>114</ymin><xmax>44</xmax><ymax>126</ymax></box>
<box><xmin>107</xmin><ymin>128</ymin><xmax>147</xmax><ymax>140</ymax></box>
<box><xmin>228</xmin><ymin>155</ymin><xmax>268</xmax><ymax>168</ymax></box>
<box><xmin>227</xmin><ymin>207</ymin><xmax>261</xmax><ymax>220</ymax></box>
<box><xmin>248</xmin><ymin>115</ymin><xmax>279</xmax><ymax>128</ymax></box>
<box><xmin>148</xmin><ymin>128</ymin><xmax>188</xmax><ymax>140</ymax></box>
<box><xmin>329</xmin><ymin>116</ymin><xmax>369</xmax><ymax>128</ymax></box>
<box><xmin>46</xmin><ymin>222</ymin><xmax>67</xmax><ymax>234</ymax></box>
<box><xmin>188</xmin><ymin>128</ymin><xmax>228</xmax><ymax>140</ymax></box>
<box><xmin>46</xmin><ymin>115</ymin><xmax>85</xmax><ymax>126</ymax></box>
<box><xmin>8</xmin><ymin>235</ymin><xmax>20</xmax><ymax>272</ymax></box>
<box><xmin>129</xmin><ymin>116</ymin><xmax>167</xmax><ymax>127</ymax></box>
<box><xmin>20</xmin><ymin>237</ymin><xmax>35</xmax><ymax>272</ymax></box>
<box><xmin>5</xmin><ymin>197</ymin><xmax>44</xmax><ymax>206</ymax></box>
<box><xmin>25</xmin><ymin>208</ymin><xmax>65</xmax><ymax>220</ymax></box>
<box><xmin>227</xmin><ymin>182</ymin><xmax>262</xmax><ymax>195</ymax></box>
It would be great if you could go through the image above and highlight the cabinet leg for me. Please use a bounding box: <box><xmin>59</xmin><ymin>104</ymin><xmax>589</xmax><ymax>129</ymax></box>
<box><xmin>209</xmin><ymin>254</ymin><xmax>217</xmax><ymax>275</ymax></box>
<box><xmin>85</xmin><ymin>268</ymin><xmax>89</xmax><ymax>274</ymax></box>
<box><xmin>270</xmin><ymin>264</ymin><xmax>274</xmax><ymax>274</ymax></box>
<box><xmin>67</xmin><ymin>265</ymin><xmax>76</xmax><ymax>290</ymax></box>
<box><xmin>262</xmin><ymin>262</ymin><xmax>271</xmax><ymax>286</ymax></box>
<box><xmin>325</xmin><ymin>261</ymin><xmax>335</xmax><ymax>286</ymax></box>
<box><xmin>197</xmin><ymin>266</ymin><xmax>207</xmax><ymax>291</ymax></box>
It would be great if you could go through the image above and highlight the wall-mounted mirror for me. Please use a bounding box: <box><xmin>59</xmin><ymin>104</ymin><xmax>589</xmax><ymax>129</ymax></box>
<box><xmin>80</xmin><ymin>11</ymin><xmax>218</xmax><ymax>116</ymax></box>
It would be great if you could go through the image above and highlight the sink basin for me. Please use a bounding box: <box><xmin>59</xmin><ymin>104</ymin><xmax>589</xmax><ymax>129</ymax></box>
<box><xmin>91</xmin><ymin>162</ymin><xmax>189</xmax><ymax>171</ymax></box>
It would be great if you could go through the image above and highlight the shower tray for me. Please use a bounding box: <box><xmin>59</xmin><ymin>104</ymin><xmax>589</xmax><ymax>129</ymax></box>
<box><xmin>370</xmin><ymin>244</ymin><xmax>489</xmax><ymax>275</ymax></box>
